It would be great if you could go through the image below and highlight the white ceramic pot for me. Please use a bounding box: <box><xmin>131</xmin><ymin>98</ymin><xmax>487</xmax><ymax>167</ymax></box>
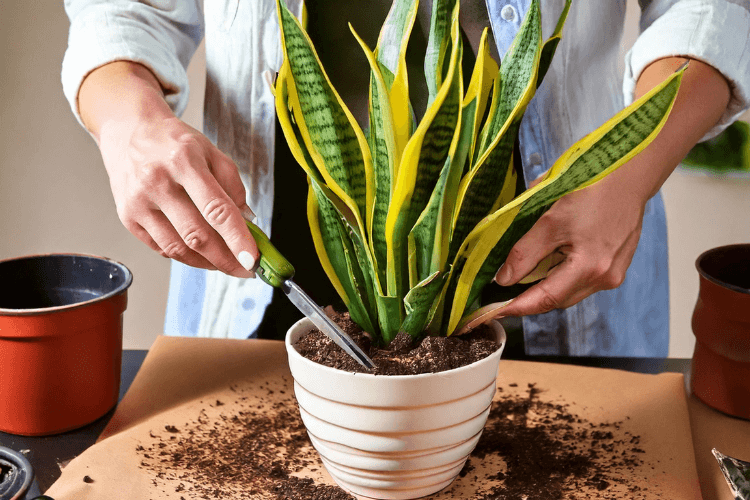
<box><xmin>285</xmin><ymin>318</ymin><xmax>506</xmax><ymax>499</ymax></box>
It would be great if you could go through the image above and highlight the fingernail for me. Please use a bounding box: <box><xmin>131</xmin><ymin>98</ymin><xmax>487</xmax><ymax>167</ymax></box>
<box><xmin>495</xmin><ymin>263</ymin><xmax>512</xmax><ymax>286</ymax></box>
<box><xmin>241</xmin><ymin>205</ymin><xmax>257</xmax><ymax>222</ymax></box>
<box><xmin>238</xmin><ymin>250</ymin><xmax>256</xmax><ymax>271</ymax></box>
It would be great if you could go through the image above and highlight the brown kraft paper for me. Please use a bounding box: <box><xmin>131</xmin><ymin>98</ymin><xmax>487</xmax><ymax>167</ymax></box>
<box><xmin>45</xmin><ymin>335</ymin><xmax>706</xmax><ymax>499</ymax></box>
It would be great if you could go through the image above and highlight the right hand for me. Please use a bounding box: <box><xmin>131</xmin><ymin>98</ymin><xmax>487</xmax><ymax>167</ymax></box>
<box><xmin>80</xmin><ymin>62</ymin><xmax>258</xmax><ymax>278</ymax></box>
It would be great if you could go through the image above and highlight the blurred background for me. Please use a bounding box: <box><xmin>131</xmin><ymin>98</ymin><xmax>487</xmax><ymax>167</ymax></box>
<box><xmin>1</xmin><ymin>1</ymin><xmax>748</xmax><ymax>355</ymax></box>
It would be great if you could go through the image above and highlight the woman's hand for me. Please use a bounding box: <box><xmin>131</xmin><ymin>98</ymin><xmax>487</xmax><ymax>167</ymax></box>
<box><xmin>494</xmin><ymin>167</ymin><xmax>646</xmax><ymax>316</ymax></box>
<box><xmin>79</xmin><ymin>61</ymin><xmax>258</xmax><ymax>278</ymax></box>
<box><xmin>494</xmin><ymin>57</ymin><xmax>731</xmax><ymax>318</ymax></box>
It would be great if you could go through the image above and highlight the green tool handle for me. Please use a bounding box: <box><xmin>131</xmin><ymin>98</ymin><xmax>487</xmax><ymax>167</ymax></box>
<box><xmin>244</xmin><ymin>219</ymin><xmax>295</xmax><ymax>288</ymax></box>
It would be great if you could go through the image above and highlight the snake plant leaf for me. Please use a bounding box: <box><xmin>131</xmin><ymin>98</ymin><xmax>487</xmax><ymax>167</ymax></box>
<box><xmin>385</xmin><ymin>1</ymin><xmax>462</xmax><ymax>302</ymax></box>
<box><xmin>351</xmin><ymin>26</ymin><xmax>398</xmax><ymax>292</ymax></box>
<box><xmin>537</xmin><ymin>0</ymin><xmax>571</xmax><ymax>89</ymax></box>
<box><xmin>277</xmin><ymin>0</ymin><xmax>373</xmax><ymax>237</ymax></box>
<box><xmin>445</xmin><ymin>65</ymin><xmax>687</xmax><ymax>334</ymax></box>
<box><xmin>425</xmin><ymin>0</ymin><xmax>458</xmax><ymax>105</ymax></box>
<box><xmin>344</xmin><ymin>212</ymin><xmax>401</xmax><ymax>342</ymax></box>
<box><xmin>375</xmin><ymin>0</ymin><xmax>418</xmax><ymax>160</ymax></box>
<box><xmin>449</xmin><ymin>0</ymin><xmax>541</xmax><ymax>262</ymax></box>
<box><xmin>375</xmin><ymin>292</ymin><xmax>403</xmax><ymax>344</ymax></box>
<box><xmin>308</xmin><ymin>181</ymin><xmax>378</xmax><ymax>336</ymax></box>
<box><xmin>400</xmin><ymin>270</ymin><xmax>449</xmax><ymax>337</ymax></box>
<box><xmin>275</xmin><ymin>60</ymin><xmax>327</xmax><ymax>186</ymax></box>
<box><xmin>409</xmin><ymin>58</ymin><xmax>484</xmax><ymax>290</ymax></box>
<box><xmin>474</xmin><ymin>0</ymin><xmax>541</xmax><ymax>160</ymax></box>
<box><xmin>276</xmin><ymin>63</ymin><xmax>365</xmax><ymax>236</ymax></box>
<box><xmin>408</xmin><ymin>156</ymin><xmax>451</xmax><ymax>285</ymax></box>
<box><xmin>461</xmin><ymin>28</ymin><xmax>499</xmax><ymax>175</ymax></box>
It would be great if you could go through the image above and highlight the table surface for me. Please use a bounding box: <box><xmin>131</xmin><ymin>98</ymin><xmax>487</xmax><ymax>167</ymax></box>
<box><xmin>0</xmin><ymin>347</ymin><xmax>691</xmax><ymax>496</ymax></box>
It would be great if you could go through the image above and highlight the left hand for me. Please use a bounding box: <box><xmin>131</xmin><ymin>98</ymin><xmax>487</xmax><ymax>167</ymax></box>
<box><xmin>493</xmin><ymin>164</ymin><xmax>648</xmax><ymax>317</ymax></box>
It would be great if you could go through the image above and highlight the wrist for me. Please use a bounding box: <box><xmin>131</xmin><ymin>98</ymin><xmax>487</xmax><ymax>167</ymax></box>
<box><xmin>79</xmin><ymin>61</ymin><xmax>175</xmax><ymax>145</ymax></box>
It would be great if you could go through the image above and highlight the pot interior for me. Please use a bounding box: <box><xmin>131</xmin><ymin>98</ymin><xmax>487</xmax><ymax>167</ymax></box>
<box><xmin>697</xmin><ymin>244</ymin><xmax>750</xmax><ymax>294</ymax></box>
<box><xmin>0</xmin><ymin>254</ymin><xmax>132</xmax><ymax>310</ymax></box>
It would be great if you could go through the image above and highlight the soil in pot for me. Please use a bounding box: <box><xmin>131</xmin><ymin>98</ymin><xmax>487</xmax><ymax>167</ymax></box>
<box><xmin>294</xmin><ymin>310</ymin><xmax>501</xmax><ymax>375</ymax></box>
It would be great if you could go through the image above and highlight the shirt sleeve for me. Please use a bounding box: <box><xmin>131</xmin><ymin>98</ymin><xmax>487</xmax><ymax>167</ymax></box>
<box><xmin>623</xmin><ymin>0</ymin><xmax>750</xmax><ymax>141</ymax></box>
<box><xmin>61</xmin><ymin>0</ymin><xmax>205</xmax><ymax>127</ymax></box>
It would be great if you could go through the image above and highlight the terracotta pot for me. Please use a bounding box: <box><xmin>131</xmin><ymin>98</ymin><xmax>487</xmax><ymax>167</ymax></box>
<box><xmin>286</xmin><ymin>318</ymin><xmax>506</xmax><ymax>500</ymax></box>
<box><xmin>0</xmin><ymin>254</ymin><xmax>133</xmax><ymax>436</ymax></box>
<box><xmin>691</xmin><ymin>244</ymin><xmax>750</xmax><ymax>420</ymax></box>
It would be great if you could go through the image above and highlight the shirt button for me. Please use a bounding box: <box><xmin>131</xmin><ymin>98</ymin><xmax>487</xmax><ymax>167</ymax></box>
<box><xmin>501</xmin><ymin>5</ymin><xmax>517</xmax><ymax>22</ymax></box>
<box><xmin>242</xmin><ymin>298</ymin><xmax>256</xmax><ymax>310</ymax></box>
<box><xmin>527</xmin><ymin>152</ymin><xmax>542</xmax><ymax>166</ymax></box>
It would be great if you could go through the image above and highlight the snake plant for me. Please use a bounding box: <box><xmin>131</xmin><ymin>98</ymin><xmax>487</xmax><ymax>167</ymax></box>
<box><xmin>274</xmin><ymin>0</ymin><xmax>685</xmax><ymax>345</ymax></box>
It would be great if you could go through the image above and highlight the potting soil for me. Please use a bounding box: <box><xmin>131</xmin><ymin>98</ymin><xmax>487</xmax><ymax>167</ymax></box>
<box><xmin>294</xmin><ymin>311</ymin><xmax>501</xmax><ymax>375</ymax></box>
<box><xmin>137</xmin><ymin>379</ymin><xmax>660</xmax><ymax>499</ymax></box>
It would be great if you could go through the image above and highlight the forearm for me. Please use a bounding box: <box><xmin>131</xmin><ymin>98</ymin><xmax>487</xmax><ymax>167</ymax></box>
<box><xmin>76</xmin><ymin>60</ymin><xmax>257</xmax><ymax>277</ymax></box>
<box><xmin>78</xmin><ymin>61</ymin><xmax>175</xmax><ymax>145</ymax></box>
<box><xmin>623</xmin><ymin>57</ymin><xmax>731</xmax><ymax>202</ymax></box>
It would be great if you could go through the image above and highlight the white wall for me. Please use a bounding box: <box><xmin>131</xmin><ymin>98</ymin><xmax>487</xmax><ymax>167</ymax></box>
<box><xmin>0</xmin><ymin>2</ymin><xmax>746</xmax><ymax>355</ymax></box>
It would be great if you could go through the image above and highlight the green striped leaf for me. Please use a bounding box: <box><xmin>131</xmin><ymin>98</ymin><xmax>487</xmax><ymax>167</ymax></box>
<box><xmin>351</xmin><ymin>26</ymin><xmax>397</xmax><ymax>293</ymax></box>
<box><xmin>375</xmin><ymin>293</ymin><xmax>402</xmax><ymax>344</ymax></box>
<box><xmin>308</xmin><ymin>181</ymin><xmax>378</xmax><ymax>336</ymax></box>
<box><xmin>425</xmin><ymin>0</ymin><xmax>458</xmax><ymax>105</ymax></box>
<box><xmin>408</xmin><ymin>156</ymin><xmax>452</xmax><ymax>285</ymax></box>
<box><xmin>474</xmin><ymin>0</ymin><xmax>541</xmax><ymax>160</ymax></box>
<box><xmin>408</xmin><ymin>74</ymin><xmax>484</xmax><ymax>291</ymax></box>
<box><xmin>444</xmin><ymin>65</ymin><xmax>687</xmax><ymax>334</ymax></box>
<box><xmin>385</xmin><ymin>2</ymin><xmax>463</xmax><ymax>303</ymax></box>
<box><xmin>461</xmin><ymin>28</ymin><xmax>498</xmax><ymax>175</ymax></box>
<box><xmin>537</xmin><ymin>0</ymin><xmax>571</xmax><ymax>89</ymax></box>
<box><xmin>400</xmin><ymin>271</ymin><xmax>448</xmax><ymax>338</ymax></box>
<box><xmin>277</xmin><ymin>0</ymin><xmax>373</xmax><ymax>237</ymax></box>
<box><xmin>449</xmin><ymin>0</ymin><xmax>542</xmax><ymax>262</ymax></box>
<box><xmin>275</xmin><ymin>60</ymin><xmax>326</xmax><ymax>186</ymax></box>
<box><xmin>375</xmin><ymin>0</ymin><xmax>418</xmax><ymax>161</ymax></box>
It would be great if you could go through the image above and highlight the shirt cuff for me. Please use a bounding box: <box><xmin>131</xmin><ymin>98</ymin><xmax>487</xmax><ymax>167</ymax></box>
<box><xmin>61</xmin><ymin>5</ymin><xmax>192</xmax><ymax>129</ymax></box>
<box><xmin>623</xmin><ymin>0</ymin><xmax>750</xmax><ymax>141</ymax></box>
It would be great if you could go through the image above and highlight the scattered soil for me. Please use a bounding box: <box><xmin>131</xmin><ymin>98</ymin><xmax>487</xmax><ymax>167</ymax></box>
<box><xmin>437</xmin><ymin>383</ymin><xmax>659</xmax><ymax>499</ymax></box>
<box><xmin>138</xmin><ymin>380</ymin><xmax>661</xmax><ymax>499</ymax></box>
<box><xmin>138</xmin><ymin>380</ymin><xmax>354</xmax><ymax>500</ymax></box>
<box><xmin>294</xmin><ymin>310</ymin><xmax>501</xmax><ymax>375</ymax></box>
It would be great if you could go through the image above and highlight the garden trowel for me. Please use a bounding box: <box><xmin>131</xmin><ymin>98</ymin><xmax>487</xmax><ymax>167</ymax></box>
<box><xmin>244</xmin><ymin>219</ymin><xmax>375</xmax><ymax>370</ymax></box>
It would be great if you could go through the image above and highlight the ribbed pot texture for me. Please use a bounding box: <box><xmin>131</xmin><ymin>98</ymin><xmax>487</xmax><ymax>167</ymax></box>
<box><xmin>286</xmin><ymin>318</ymin><xmax>506</xmax><ymax>499</ymax></box>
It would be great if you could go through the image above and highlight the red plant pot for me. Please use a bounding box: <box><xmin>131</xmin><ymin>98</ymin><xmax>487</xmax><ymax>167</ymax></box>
<box><xmin>0</xmin><ymin>254</ymin><xmax>133</xmax><ymax>436</ymax></box>
<box><xmin>690</xmin><ymin>244</ymin><xmax>750</xmax><ymax>420</ymax></box>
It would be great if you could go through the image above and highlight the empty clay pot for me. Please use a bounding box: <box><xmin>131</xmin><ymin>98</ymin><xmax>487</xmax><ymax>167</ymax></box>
<box><xmin>286</xmin><ymin>318</ymin><xmax>506</xmax><ymax>500</ymax></box>
<box><xmin>691</xmin><ymin>244</ymin><xmax>750</xmax><ymax>420</ymax></box>
<box><xmin>0</xmin><ymin>254</ymin><xmax>133</xmax><ymax>435</ymax></box>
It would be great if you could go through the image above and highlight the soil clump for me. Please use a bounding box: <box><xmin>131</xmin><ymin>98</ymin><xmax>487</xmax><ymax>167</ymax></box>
<box><xmin>294</xmin><ymin>310</ymin><xmax>501</xmax><ymax>374</ymax></box>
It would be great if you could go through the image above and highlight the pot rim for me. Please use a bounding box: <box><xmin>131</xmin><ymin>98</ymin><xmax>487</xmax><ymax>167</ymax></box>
<box><xmin>0</xmin><ymin>253</ymin><xmax>133</xmax><ymax>316</ymax></box>
<box><xmin>695</xmin><ymin>243</ymin><xmax>750</xmax><ymax>296</ymax></box>
<box><xmin>285</xmin><ymin>317</ymin><xmax>506</xmax><ymax>380</ymax></box>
